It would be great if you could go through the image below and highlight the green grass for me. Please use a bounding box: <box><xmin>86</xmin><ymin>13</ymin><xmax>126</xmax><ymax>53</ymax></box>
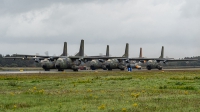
<box><xmin>0</xmin><ymin>70</ymin><xmax>200</xmax><ymax>112</ymax></box>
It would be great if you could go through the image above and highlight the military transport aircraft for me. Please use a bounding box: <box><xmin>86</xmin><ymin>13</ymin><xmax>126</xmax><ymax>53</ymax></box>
<box><xmin>4</xmin><ymin>40</ymin><xmax>198</xmax><ymax>71</ymax></box>
<box><xmin>89</xmin><ymin>45</ymin><xmax>110</xmax><ymax>70</ymax></box>
<box><xmin>4</xmin><ymin>42</ymin><xmax>68</xmax><ymax>71</ymax></box>
<box><xmin>124</xmin><ymin>46</ymin><xmax>198</xmax><ymax>70</ymax></box>
<box><xmin>93</xmin><ymin>45</ymin><xmax>198</xmax><ymax>71</ymax></box>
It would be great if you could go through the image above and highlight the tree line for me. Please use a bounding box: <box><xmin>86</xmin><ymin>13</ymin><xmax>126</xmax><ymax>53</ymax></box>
<box><xmin>0</xmin><ymin>54</ymin><xmax>40</xmax><ymax>67</ymax></box>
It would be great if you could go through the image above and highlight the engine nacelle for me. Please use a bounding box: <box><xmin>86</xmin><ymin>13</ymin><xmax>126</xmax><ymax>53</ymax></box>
<box><xmin>48</xmin><ymin>57</ymin><xmax>54</xmax><ymax>61</ymax></box>
<box><xmin>139</xmin><ymin>60</ymin><xmax>145</xmax><ymax>63</ymax></box>
<box><xmin>118</xmin><ymin>64</ymin><xmax>125</xmax><ymax>70</ymax></box>
<box><xmin>125</xmin><ymin>59</ymin><xmax>129</xmax><ymax>63</ymax></box>
<box><xmin>71</xmin><ymin>65</ymin><xmax>79</xmax><ymax>71</ymax></box>
<box><xmin>34</xmin><ymin>58</ymin><xmax>41</xmax><ymax>63</ymax></box>
<box><xmin>98</xmin><ymin>59</ymin><xmax>105</xmax><ymax>63</ymax></box>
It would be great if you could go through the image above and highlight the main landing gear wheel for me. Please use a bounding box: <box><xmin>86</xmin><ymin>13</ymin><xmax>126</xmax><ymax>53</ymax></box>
<box><xmin>90</xmin><ymin>66</ymin><xmax>96</xmax><ymax>70</ymax></box>
<box><xmin>58</xmin><ymin>69</ymin><xmax>64</xmax><ymax>71</ymax></box>
<box><xmin>147</xmin><ymin>66</ymin><xmax>151</xmax><ymax>70</ymax></box>
<box><xmin>73</xmin><ymin>69</ymin><xmax>78</xmax><ymax>72</ymax></box>
<box><xmin>120</xmin><ymin>68</ymin><xmax>125</xmax><ymax>71</ymax></box>
<box><xmin>44</xmin><ymin>69</ymin><xmax>50</xmax><ymax>71</ymax></box>
<box><xmin>108</xmin><ymin>68</ymin><xmax>112</xmax><ymax>71</ymax></box>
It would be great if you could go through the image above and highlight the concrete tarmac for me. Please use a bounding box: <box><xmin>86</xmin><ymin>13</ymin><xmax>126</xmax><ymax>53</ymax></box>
<box><xmin>0</xmin><ymin>68</ymin><xmax>200</xmax><ymax>74</ymax></box>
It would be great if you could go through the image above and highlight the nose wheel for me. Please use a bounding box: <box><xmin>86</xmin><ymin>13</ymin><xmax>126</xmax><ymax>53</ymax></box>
<box><xmin>58</xmin><ymin>69</ymin><xmax>64</xmax><ymax>71</ymax></box>
<box><xmin>146</xmin><ymin>65</ymin><xmax>151</xmax><ymax>70</ymax></box>
<box><xmin>73</xmin><ymin>69</ymin><xmax>78</xmax><ymax>72</ymax></box>
<box><xmin>90</xmin><ymin>65</ymin><xmax>96</xmax><ymax>70</ymax></box>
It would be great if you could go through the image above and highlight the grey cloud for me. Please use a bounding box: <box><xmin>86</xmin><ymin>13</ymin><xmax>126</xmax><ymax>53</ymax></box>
<box><xmin>0</xmin><ymin>0</ymin><xmax>199</xmax><ymax>58</ymax></box>
<box><xmin>180</xmin><ymin>0</ymin><xmax>200</xmax><ymax>18</ymax></box>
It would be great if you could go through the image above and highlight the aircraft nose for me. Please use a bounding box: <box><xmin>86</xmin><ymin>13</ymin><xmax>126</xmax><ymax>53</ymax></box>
<box><xmin>55</xmin><ymin>64</ymin><xmax>61</xmax><ymax>69</ymax></box>
<box><xmin>42</xmin><ymin>65</ymin><xmax>47</xmax><ymax>69</ymax></box>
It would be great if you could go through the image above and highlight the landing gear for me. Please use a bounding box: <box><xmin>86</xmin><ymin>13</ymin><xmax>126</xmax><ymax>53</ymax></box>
<box><xmin>147</xmin><ymin>65</ymin><xmax>151</xmax><ymax>70</ymax></box>
<box><xmin>120</xmin><ymin>68</ymin><xmax>125</xmax><ymax>71</ymax></box>
<box><xmin>73</xmin><ymin>69</ymin><xmax>78</xmax><ymax>72</ymax></box>
<box><xmin>106</xmin><ymin>65</ymin><xmax>112</xmax><ymax>71</ymax></box>
<box><xmin>58</xmin><ymin>69</ymin><xmax>64</xmax><ymax>71</ymax></box>
<box><xmin>157</xmin><ymin>65</ymin><xmax>162</xmax><ymax>70</ymax></box>
<box><xmin>44</xmin><ymin>69</ymin><xmax>50</xmax><ymax>71</ymax></box>
<box><xmin>90</xmin><ymin>66</ymin><xmax>96</xmax><ymax>70</ymax></box>
<box><xmin>103</xmin><ymin>68</ymin><xmax>107</xmax><ymax>70</ymax></box>
<box><xmin>108</xmin><ymin>68</ymin><xmax>112</xmax><ymax>71</ymax></box>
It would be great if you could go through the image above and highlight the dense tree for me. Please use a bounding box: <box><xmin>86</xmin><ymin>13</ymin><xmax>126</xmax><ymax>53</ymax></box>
<box><xmin>0</xmin><ymin>54</ymin><xmax>41</xmax><ymax>67</ymax></box>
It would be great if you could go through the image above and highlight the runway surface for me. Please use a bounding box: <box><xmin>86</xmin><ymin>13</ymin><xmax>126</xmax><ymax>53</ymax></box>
<box><xmin>0</xmin><ymin>68</ymin><xmax>200</xmax><ymax>74</ymax></box>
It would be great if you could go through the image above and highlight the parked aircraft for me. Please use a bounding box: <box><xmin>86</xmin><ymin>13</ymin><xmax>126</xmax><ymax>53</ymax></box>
<box><xmin>4</xmin><ymin>42</ymin><xmax>68</xmax><ymax>71</ymax></box>
<box><xmin>4</xmin><ymin>40</ymin><xmax>198</xmax><ymax>71</ymax></box>
<box><xmin>89</xmin><ymin>45</ymin><xmax>109</xmax><ymax>70</ymax></box>
<box><xmin>144</xmin><ymin>46</ymin><xmax>197</xmax><ymax>70</ymax></box>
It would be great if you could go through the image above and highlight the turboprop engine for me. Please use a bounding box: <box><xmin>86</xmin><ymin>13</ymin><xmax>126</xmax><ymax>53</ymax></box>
<box><xmin>41</xmin><ymin>59</ymin><xmax>56</xmax><ymax>71</ymax></box>
<box><xmin>146</xmin><ymin>60</ymin><xmax>162</xmax><ymax>70</ymax></box>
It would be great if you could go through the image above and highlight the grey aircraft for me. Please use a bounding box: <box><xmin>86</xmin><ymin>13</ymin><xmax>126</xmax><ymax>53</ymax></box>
<box><xmin>99</xmin><ymin>45</ymin><xmax>198</xmax><ymax>70</ymax></box>
<box><xmin>144</xmin><ymin>46</ymin><xmax>197</xmax><ymax>70</ymax></box>
<box><xmin>4</xmin><ymin>40</ymin><xmax>198</xmax><ymax>71</ymax></box>
<box><xmin>4</xmin><ymin>42</ymin><xmax>68</xmax><ymax>71</ymax></box>
<box><xmin>54</xmin><ymin>40</ymin><xmax>85</xmax><ymax>71</ymax></box>
<box><xmin>89</xmin><ymin>45</ymin><xmax>110</xmax><ymax>70</ymax></box>
<box><xmin>101</xmin><ymin>43</ymin><xmax>143</xmax><ymax>70</ymax></box>
<box><xmin>126</xmin><ymin>46</ymin><xmax>198</xmax><ymax>70</ymax></box>
<box><xmin>54</xmin><ymin>40</ymin><xmax>112</xmax><ymax>71</ymax></box>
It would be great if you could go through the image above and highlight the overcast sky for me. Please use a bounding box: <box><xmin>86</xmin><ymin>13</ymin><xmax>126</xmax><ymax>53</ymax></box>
<box><xmin>0</xmin><ymin>0</ymin><xmax>199</xmax><ymax>58</ymax></box>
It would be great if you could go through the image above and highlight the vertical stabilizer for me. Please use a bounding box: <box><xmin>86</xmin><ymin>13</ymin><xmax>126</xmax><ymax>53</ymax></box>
<box><xmin>139</xmin><ymin>47</ymin><xmax>142</xmax><ymax>58</ymax></box>
<box><xmin>75</xmin><ymin>39</ymin><xmax>84</xmax><ymax>56</ymax></box>
<box><xmin>61</xmin><ymin>42</ymin><xmax>67</xmax><ymax>56</ymax></box>
<box><xmin>159</xmin><ymin>46</ymin><xmax>164</xmax><ymax>58</ymax></box>
<box><xmin>106</xmin><ymin>45</ymin><xmax>109</xmax><ymax>56</ymax></box>
<box><xmin>122</xmin><ymin>43</ymin><xmax>129</xmax><ymax>58</ymax></box>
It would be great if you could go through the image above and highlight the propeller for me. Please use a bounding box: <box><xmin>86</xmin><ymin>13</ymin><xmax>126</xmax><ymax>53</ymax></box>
<box><xmin>125</xmin><ymin>59</ymin><xmax>130</xmax><ymax>63</ymax></box>
<box><xmin>98</xmin><ymin>59</ymin><xmax>105</xmax><ymax>63</ymax></box>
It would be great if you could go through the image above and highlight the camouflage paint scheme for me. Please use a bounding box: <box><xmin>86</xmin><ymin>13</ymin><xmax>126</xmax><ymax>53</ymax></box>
<box><xmin>4</xmin><ymin>40</ymin><xmax>198</xmax><ymax>71</ymax></box>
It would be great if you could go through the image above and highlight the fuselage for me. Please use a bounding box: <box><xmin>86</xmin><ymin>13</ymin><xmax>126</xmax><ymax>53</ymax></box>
<box><xmin>146</xmin><ymin>60</ymin><xmax>162</xmax><ymax>70</ymax></box>
<box><xmin>103</xmin><ymin>59</ymin><xmax>126</xmax><ymax>70</ymax></box>
<box><xmin>40</xmin><ymin>59</ymin><xmax>56</xmax><ymax>71</ymax></box>
<box><xmin>89</xmin><ymin>59</ymin><xmax>104</xmax><ymax>70</ymax></box>
<box><xmin>55</xmin><ymin>57</ymin><xmax>81</xmax><ymax>71</ymax></box>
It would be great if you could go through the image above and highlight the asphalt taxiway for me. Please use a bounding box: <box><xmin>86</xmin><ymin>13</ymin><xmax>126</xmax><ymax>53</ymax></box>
<box><xmin>0</xmin><ymin>68</ymin><xmax>200</xmax><ymax>74</ymax></box>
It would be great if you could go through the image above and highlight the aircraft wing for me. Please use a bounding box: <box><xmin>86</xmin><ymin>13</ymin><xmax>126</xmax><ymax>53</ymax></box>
<box><xmin>164</xmin><ymin>59</ymin><xmax>198</xmax><ymax>62</ymax></box>
<box><xmin>3</xmin><ymin>57</ymin><xmax>30</xmax><ymax>60</ymax></box>
<box><xmin>10</xmin><ymin>54</ymin><xmax>63</xmax><ymax>60</ymax></box>
<box><xmin>12</xmin><ymin>54</ymin><xmax>51</xmax><ymax>58</ymax></box>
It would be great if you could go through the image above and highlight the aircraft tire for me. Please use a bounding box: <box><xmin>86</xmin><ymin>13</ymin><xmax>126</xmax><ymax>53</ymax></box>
<box><xmin>108</xmin><ymin>69</ymin><xmax>112</xmax><ymax>71</ymax></box>
<box><xmin>147</xmin><ymin>65</ymin><xmax>151</xmax><ymax>70</ymax></box>
<box><xmin>73</xmin><ymin>69</ymin><xmax>78</xmax><ymax>72</ymax></box>
<box><xmin>90</xmin><ymin>66</ymin><xmax>96</xmax><ymax>70</ymax></box>
<box><xmin>58</xmin><ymin>69</ymin><xmax>64</xmax><ymax>71</ymax></box>
<box><xmin>45</xmin><ymin>69</ymin><xmax>50</xmax><ymax>71</ymax></box>
<box><xmin>120</xmin><ymin>68</ymin><xmax>125</xmax><ymax>71</ymax></box>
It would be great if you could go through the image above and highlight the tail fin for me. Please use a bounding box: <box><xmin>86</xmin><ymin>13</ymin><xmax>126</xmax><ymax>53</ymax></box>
<box><xmin>106</xmin><ymin>45</ymin><xmax>109</xmax><ymax>56</ymax></box>
<box><xmin>139</xmin><ymin>47</ymin><xmax>142</xmax><ymax>58</ymax></box>
<box><xmin>122</xmin><ymin>43</ymin><xmax>129</xmax><ymax>58</ymax></box>
<box><xmin>75</xmin><ymin>39</ymin><xmax>84</xmax><ymax>56</ymax></box>
<box><xmin>159</xmin><ymin>46</ymin><xmax>164</xmax><ymax>58</ymax></box>
<box><xmin>61</xmin><ymin>42</ymin><xmax>67</xmax><ymax>56</ymax></box>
